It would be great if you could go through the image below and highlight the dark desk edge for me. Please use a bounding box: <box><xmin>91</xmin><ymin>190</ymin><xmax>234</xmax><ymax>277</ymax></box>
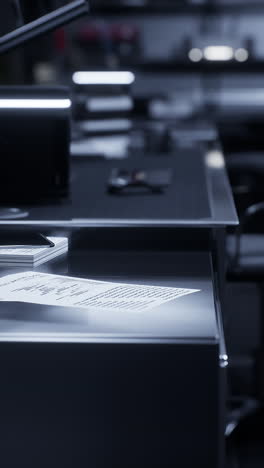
<box><xmin>0</xmin><ymin>334</ymin><xmax>218</xmax><ymax>344</ymax></box>
<box><xmin>0</xmin><ymin>219</ymin><xmax>238</xmax><ymax>228</ymax></box>
<box><xmin>205</xmin><ymin>149</ymin><xmax>239</xmax><ymax>226</ymax></box>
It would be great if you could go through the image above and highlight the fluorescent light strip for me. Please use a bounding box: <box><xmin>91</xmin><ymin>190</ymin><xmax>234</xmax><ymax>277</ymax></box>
<box><xmin>86</xmin><ymin>96</ymin><xmax>133</xmax><ymax>112</ymax></box>
<box><xmin>80</xmin><ymin>119</ymin><xmax>132</xmax><ymax>132</ymax></box>
<box><xmin>203</xmin><ymin>46</ymin><xmax>234</xmax><ymax>61</ymax></box>
<box><xmin>73</xmin><ymin>71</ymin><xmax>135</xmax><ymax>85</ymax></box>
<box><xmin>0</xmin><ymin>99</ymin><xmax>72</xmax><ymax>109</ymax></box>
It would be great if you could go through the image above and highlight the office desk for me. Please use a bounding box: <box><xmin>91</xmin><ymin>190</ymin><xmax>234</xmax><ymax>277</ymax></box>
<box><xmin>0</xmin><ymin>148</ymin><xmax>235</xmax><ymax>467</ymax></box>
<box><xmin>0</xmin><ymin>149</ymin><xmax>237</xmax><ymax>228</ymax></box>
<box><xmin>0</xmin><ymin>246</ymin><xmax>225</xmax><ymax>468</ymax></box>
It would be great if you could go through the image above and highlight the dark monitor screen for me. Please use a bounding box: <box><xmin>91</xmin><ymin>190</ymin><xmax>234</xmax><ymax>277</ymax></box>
<box><xmin>0</xmin><ymin>0</ymin><xmax>88</xmax><ymax>54</ymax></box>
<box><xmin>0</xmin><ymin>85</ymin><xmax>71</xmax><ymax>204</ymax></box>
<box><xmin>0</xmin><ymin>1</ymin><xmax>89</xmax><ymax>204</ymax></box>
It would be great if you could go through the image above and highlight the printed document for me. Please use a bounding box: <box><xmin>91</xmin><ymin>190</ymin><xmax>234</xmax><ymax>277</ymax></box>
<box><xmin>0</xmin><ymin>271</ymin><xmax>200</xmax><ymax>313</ymax></box>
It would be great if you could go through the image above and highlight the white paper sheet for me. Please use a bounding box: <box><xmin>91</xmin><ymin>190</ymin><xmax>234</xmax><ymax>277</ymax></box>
<box><xmin>0</xmin><ymin>272</ymin><xmax>200</xmax><ymax>313</ymax></box>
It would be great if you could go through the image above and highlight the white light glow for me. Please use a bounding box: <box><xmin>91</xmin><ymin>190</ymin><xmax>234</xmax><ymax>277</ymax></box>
<box><xmin>206</xmin><ymin>150</ymin><xmax>225</xmax><ymax>169</ymax></box>
<box><xmin>234</xmin><ymin>48</ymin><xmax>249</xmax><ymax>62</ymax></box>
<box><xmin>0</xmin><ymin>99</ymin><xmax>71</xmax><ymax>109</ymax></box>
<box><xmin>80</xmin><ymin>119</ymin><xmax>132</xmax><ymax>132</ymax></box>
<box><xmin>86</xmin><ymin>95</ymin><xmax>133</xmax><ymax>112</ymax></box>
<box><xmin>225</xmin><ymin>422</ymin><xmax>236</xmax><ymax>437</ymax></box>
<box><xmin>72</xmin><ymin>71</ymin><xmax>135</xmax><ymax>85</ymax></box>
<box><xmin>203</xmin><ymin>46</ymin><xmax>234</xmax><ymax>61</ymax></box>
<box><xmin>188</xmin><ymin>48</ymin><xmax>203</xmax><ymax>62</ymax></box>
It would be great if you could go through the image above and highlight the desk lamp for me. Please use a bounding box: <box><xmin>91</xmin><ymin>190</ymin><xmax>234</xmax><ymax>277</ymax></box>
<box><xmin>0</xmin><ymin>1</ymin><xmax>89</xmax><ymax>55</ymax></box>
<box><xmin>0</xmin><ymin>1</ymin><xmax>89</xmax><ymax>243</ymax></box>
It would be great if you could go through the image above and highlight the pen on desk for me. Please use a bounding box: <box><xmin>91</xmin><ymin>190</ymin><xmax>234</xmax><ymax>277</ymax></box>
<box><xmin>0</xmin><ymin>232</ymin><xmax>55</xmax><ymax>249</ymax></box>
<box><xmin>39</xmin><ymin>234</ymin><xmax>55</xmax><ymax>248</ymax></box>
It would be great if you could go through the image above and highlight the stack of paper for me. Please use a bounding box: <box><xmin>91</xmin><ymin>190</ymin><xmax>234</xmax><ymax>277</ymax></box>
<box><xmin>0</xmin><ymin>237</ymin><xmax>68</xmax><ymax>267</ymax></box>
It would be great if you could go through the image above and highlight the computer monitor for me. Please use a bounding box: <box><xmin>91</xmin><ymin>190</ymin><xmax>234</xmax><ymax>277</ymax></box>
<box><xmin>0</xmin><ymin>1</ymin><xmax>89</xmax><ymax>55</ymax></box>
<box><xmin>0</xmin><ymin>1</ymin><xmax>89</xmax><ymax>211</ymax></box>
<box><xmin>0</xmin><ymin>85</ymin><xmax>72</xmax><ymax>204</ymax></box>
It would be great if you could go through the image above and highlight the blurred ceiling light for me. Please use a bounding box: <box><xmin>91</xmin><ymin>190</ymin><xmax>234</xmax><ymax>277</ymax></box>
<box><xmin>86</xmin><ymin>96</ymin><xmax>133</xmax><ymax>112</ymax></box>
<box><xmin>234</xmin><ymin>48</ymin><xmax>249</xmax><ymax>62</ymax></box>
<box><xmin>73</xmin><ymin>71</ymin><xmax>135</xmax><ymax>85</ymax></box>
<box><xmin>0</xmin><ymin>99</ymin><xmax>71</xmax><ymax>109</ymax></box>
<box><xmin>188</xmin><ymin>48</ymin><xmax>203</xmax><ymax>62</ymax></box>
<box><xmin>203</xmin><ymin>45</ymin><xmax>234</xmax><ymax>61</ymax></box>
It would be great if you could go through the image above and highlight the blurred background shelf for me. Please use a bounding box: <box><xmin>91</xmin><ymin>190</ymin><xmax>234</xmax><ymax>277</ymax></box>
<box><xmin>135</xmin><ymin>59</ymin><xmax>264</xmax><ymax>73</ymax></box>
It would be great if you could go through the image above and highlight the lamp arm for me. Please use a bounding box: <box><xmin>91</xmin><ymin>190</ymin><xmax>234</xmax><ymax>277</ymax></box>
<box><xmin>0</xmin><ymin>0</ymin><xmax>89</xmax><ymax>55</ymax></box>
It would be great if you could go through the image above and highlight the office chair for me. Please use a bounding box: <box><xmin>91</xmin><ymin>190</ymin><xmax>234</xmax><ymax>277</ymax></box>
<box><xmin>226</xmin><ymin>200</ymin><xmax>264</xmax><ymax>450</ymax></box>
<box><xmin>227</xmin><ymin>201</ymin><xmax>264</xmax><ymax>399</ymax></box>
<box><xmin>225</xmin><ymin>202</ymin><xmax>264</xmax><ymax>468</ymax></box>
<box><xmin>227</xmin><ymin>152</ymin><xmax>264</xmax><ymax>216</ymax></box>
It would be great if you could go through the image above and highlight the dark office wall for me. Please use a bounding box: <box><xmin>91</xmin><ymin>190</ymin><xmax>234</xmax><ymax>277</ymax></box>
<box><xmin>20</xmin><ymin>0</ymin><xmax>71</xmax><ymax>20</ymax></box>
<box><xmin>86</xmin><ymin>13</ymin><xmax>264</xmax><ymax>96</ymax></box>
<box><xmin>6</xmin><ymin>6</ymin><xmax>264</xmax><ymax>87</ymax></box>
<box><xmin>0</xmin><ymin>2</ymin><xmax>18</xmax><ymax>35</ymax></box>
